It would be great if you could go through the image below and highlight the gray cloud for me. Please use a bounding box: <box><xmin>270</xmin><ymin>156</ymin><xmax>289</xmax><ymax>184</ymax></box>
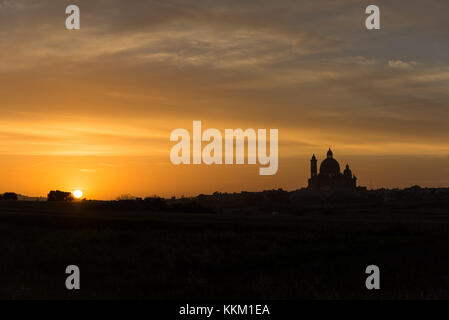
<box><xmin>0</xmin><ymin>0</ymin><xmax>448</xmax><ymax>155</ymax></box>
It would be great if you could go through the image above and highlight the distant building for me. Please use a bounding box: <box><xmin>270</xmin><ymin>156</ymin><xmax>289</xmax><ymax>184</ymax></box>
<box><xmin>307</xmin><ymin>148</ymin><xmax>357</xmax><ymax>190</ymax></box>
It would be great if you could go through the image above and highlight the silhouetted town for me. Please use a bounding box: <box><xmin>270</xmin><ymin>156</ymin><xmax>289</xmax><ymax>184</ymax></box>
<box><xmin>1</xmin><ymin>151</ymin><xmax>448</xmax><ymax>300</ymax></box>
<box><xmin>0</xmin><ymin>149</ymin><xmax>448</xmax><ymax>217</ymax></box>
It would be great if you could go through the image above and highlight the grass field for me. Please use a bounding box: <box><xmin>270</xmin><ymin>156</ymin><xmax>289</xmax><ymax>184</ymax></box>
<box><xmin>0</xmin><ymin>200</ymin><xmax>448</xmax><ymax>299</ymax></box>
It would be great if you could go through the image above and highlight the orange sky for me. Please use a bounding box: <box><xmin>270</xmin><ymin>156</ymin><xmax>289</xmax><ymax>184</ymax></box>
<box><xmin>0</xmin><ymin>1</ymin><xmax>448</xmax><ymax>199</ymax></box>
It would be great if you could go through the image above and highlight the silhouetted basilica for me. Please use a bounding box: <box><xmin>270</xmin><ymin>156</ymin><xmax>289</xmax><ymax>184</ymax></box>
<box><xmin>308</xmin><ymin>148</ymin><xmax>357</xmax><ymax>190</ymax></box>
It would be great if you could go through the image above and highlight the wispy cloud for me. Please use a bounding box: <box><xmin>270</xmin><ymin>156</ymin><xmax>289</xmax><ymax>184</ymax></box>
<box><xmin>388</xmin><ymin>60</ymin><xmax>417</xmax><ymax>69</ymax></box>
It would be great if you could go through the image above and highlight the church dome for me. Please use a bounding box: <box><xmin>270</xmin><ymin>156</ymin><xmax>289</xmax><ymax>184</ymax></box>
<box><xmin>319</xmin><ymin>158</ymin><xmax>340</xmax><ymax>176</ymax></box>
<box><xmin>319</xmin><ymin>149</ymin><xmax>340</xmax><ymax>176</ymax></box>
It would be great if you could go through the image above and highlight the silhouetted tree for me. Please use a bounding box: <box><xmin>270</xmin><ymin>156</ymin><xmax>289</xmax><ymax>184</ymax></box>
<box><xmin>0</xmin><ymin>192</ymin><xmax>18</xmax><ymax>201</ymax></box>
<box><xmin>116</xmin><ymin>194</ymin><xmax>136</xmax><ymax>201</ymax></box>
<box><xmin>47</xmin><ymin>190</ymin><xmax>74</xmax><ymax>202</ymax></box>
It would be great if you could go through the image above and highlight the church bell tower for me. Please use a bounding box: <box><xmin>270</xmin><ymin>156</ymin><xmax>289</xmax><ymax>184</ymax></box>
<box><xmin>310</xmin><ymin>154</ymin><xmax>317</xmax><ymax>178</ymax></box>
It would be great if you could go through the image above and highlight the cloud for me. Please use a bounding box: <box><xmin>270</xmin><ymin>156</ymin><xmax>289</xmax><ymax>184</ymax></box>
<box><xmin>388</xmin><ymin>60</ymin><xmax>417</xmax><ymax>69</ymax></box>
<box><xmin>0</xmin><ymin>0</ymin><xmax>448</xmax><ymax>159</ymax></box>
<box><xmin>292</xmin><ymin>32</ymin><xmax>346</xmax><ymax>55</ymax></box>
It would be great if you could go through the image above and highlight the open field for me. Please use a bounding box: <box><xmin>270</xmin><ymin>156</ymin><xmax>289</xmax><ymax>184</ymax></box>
<box><xmin>1</xmin><ymin>199</ymin><xmax>449</xmax><ymax>299</ymax></box>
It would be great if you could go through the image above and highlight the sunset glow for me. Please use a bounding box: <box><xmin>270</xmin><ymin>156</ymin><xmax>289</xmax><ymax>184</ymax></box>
<box><xmin>0</xmin><ymin>1</ymin><xmax>447</xmax><ymax>200</ymax></box>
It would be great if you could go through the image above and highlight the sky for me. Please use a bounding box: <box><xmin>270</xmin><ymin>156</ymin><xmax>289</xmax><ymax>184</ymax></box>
<box><xmin>0</xmin><ymin>0</ymin><xmax>448</xmax><ymax>199</ymax></box>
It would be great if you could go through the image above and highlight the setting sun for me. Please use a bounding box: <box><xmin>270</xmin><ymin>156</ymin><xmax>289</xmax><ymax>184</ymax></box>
<box><xmin>73</xmin><ymin>190</ymin><xmax>83</xmax><ymax>199</ymax></box>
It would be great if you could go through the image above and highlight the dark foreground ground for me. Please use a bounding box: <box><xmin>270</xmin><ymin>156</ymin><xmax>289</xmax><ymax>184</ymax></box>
<box><xmin>0</xmin><ymin>197</ymin><xmax>448</xmax><ymax>299</ymax></box>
